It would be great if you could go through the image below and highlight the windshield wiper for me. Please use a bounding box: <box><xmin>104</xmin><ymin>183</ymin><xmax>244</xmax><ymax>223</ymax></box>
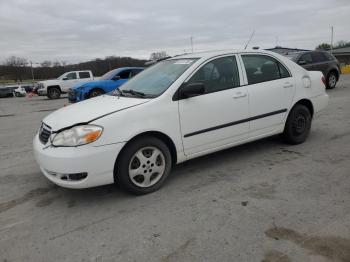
<box><xmin>122</xmin><ymin>89</ymin><xmax>146</xmax><ymax>97</ymax></box>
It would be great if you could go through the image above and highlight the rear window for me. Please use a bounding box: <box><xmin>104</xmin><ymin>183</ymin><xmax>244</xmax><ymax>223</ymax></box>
<box><xmin>79</xmin><ymin>72</ymin><xmax>91</xmax><ymax>79</ymax></box>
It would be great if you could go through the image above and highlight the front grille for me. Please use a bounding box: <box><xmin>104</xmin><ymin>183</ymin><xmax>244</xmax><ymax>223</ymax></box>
<box><xmin>68</xmin><ymin>88</ymin><xmax>77</xmax><ymax>102</ymax></box>
<box><xmin>39</xmin><ymin>123</ymin><xmax>52</xmax><ymax>144</ymax></box>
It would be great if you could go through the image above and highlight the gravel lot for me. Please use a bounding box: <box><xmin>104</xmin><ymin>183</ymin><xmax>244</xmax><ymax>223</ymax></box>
<box><xmin>1</xmin><ymin>75</ymin><xmax>350</xmax><ymax>262</ymax></box>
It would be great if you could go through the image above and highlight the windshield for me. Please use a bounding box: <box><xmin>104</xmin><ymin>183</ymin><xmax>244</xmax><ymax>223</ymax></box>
<box><xmin>110</xmin><ymin>59</ymin><xmax>198</xmax><ymax>98</ymax></box>
<box><xmin>100</xmin><ymin>69</ymin><xmax>119</xmax><ymax>80</ymax></box>
<box><xmin>57</xmin><ymin>73</ymin><xmax>66</xmax><ymax>80</ymax></box>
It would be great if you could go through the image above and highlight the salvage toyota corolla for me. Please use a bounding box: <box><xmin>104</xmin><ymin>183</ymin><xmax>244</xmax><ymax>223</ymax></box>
<box><xmin>33</xmin><ymin>50</ymin><xmax>328</xmax><ymax>194</ymax></box>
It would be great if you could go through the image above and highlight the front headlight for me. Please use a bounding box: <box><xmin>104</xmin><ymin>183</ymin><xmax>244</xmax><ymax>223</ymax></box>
<box><xmin>52</xmin><ymin>125</ymin><xmax>103</xmax><ymax>147</ymax></box>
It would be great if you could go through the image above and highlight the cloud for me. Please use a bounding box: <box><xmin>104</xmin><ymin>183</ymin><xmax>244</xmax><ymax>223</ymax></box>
<box><xmin>0</xmin><ymin>0</ymin><xmax>349</xmax><ymax>63</ymax></box>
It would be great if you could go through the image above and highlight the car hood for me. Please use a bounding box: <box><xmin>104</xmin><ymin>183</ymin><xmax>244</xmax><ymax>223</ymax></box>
<box><xmin>43</xmin><ymin>95</ymin><xmax>150</xmax><ymax>131</ymax></box>
<box><xmin>39</xmin><ymin>79</ymin><xmax>60</xmax><ymax>86</ymax></box>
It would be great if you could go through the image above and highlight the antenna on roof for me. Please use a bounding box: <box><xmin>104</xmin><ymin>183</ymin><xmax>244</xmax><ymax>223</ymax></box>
<box><xmin>244</xmin><ymin>30</ymin><xmax>255</xmax><ymax>50</ymax></box>
<box><xmin>190</xmin><ymin>36</ymin><xmax>194</xmax><ymax>53</ymax></box>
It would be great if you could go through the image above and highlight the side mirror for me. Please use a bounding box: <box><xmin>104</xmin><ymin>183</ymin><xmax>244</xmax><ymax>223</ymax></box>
<box><xmin>298</xmin><ymin>60</ymin><xmax>307</xmax><ymax>65</ymax></box>
<box><xmin>180</xmin><ymin>82</ymin><xmax>205</xmax><ymax>99</ymax></box>
<box><xmin>113</xmin><ymin>76</ymin><xmax>121</xmax><ymax>81</ymax></box>
<box><xmin>62</xmin><ymin>77</ymin><xmax>68</xmax><ymax>80</ymax></box>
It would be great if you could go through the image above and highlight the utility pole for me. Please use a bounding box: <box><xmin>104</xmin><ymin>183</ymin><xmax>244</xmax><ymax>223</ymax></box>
<box><xmin>30</xmin><ymin>61</ymin><xmax>35</xmax><ymax>83</ymax></box>
<box><xmin>190</xmin><ymin>36</ymin><xmax>194</xmax><ymax>53</ymax></box>
<box><xmin>330</xmin><ymin>26</ymin><xmax>334</xmax><ymax>53</ymax></box>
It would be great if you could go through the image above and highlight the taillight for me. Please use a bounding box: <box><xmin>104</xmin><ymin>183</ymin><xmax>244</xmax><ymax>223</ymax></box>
<box><xmin>321</xmin><ymin>76</ymin><xmax>326</xmax><ymax>86</ymax></box>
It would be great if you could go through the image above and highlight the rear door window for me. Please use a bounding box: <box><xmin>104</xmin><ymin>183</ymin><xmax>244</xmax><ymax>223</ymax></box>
<box><xmin>311</xmin><ymin>52</ymin><xmax>327</xmax><ymax>63</ymax></box>
<box><xmin>299</xmin><ymin>53</ymin><xmax>313</xmax><ymax>64</ymax></box>
<box><xmin>79</xmin><ymin>72</ymin><xmax>91</xmax><ymax>79</ymax></box>
<box><xmin>241</xmin><ymin>55</ymin><xmax>291</xmax><ymax>85</ymax></box>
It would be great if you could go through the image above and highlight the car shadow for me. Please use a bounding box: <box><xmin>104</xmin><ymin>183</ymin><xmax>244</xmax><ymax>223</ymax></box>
<box><xmin>49</xmin><ymin>135</ymin><xmax>284</xmax><ymax>205</ymax></box>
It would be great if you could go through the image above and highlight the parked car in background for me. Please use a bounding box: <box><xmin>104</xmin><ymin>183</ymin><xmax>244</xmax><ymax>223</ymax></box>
<box><xmin>286</xmin><ymin>50</ymin><xmax>341</xmax><ymax>89</ymax></box>
<box><xmin>0</xmin><ymin>86</ymin><xmax>14</xmax><ymax>98</ymax></box>
<box><xmin>34</xmin><ymin>50</ymin><xmax>328</xmax><ymax>195</ymax></box>
<box><xmin>21</xmin><ymin>84</ymin><xmax>34</xmax><ymax>93</ymax></box>
<box><xmin>68</xmin><ymin>67</ymin><xmax>144</xmax><ymax>103</ymax></box>
<box><xmin>13</xmin><ymin>86</ymin><xmax>27</xmax><ymax>97</ymax></box>
<box><xmin>37</xmin><ymin>70</ymin><xmax>94</xmax><ymax>99</ymax></box>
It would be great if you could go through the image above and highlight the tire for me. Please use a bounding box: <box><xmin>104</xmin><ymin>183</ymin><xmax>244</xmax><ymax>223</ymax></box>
<box><xmin>47</xmin><ymin>87</ymin><xmax>61</xmax><ymax>99</ymax></box>
<box><xmin>89</xmin><ymin>88</ymin><xmax>104</xmax><ymax>98</ymax></box>
<box><xmin>14</xmin><ymin>92</ymin><xmax>19</xmax><ymax>97</ymax></box>
<box><xmin>283</xmin><ymin>104</ymin><xmax>312</xmax><ymax>145</ymax></box>
<box><xmin>326</xmin><ymin>72</ymin><xmax>337</xmax><ymax>89</ymax></box>
<box><xmin>115</xmin><ymin>136</ymin><xmax>172</xmax><ymax>195</ymax></box>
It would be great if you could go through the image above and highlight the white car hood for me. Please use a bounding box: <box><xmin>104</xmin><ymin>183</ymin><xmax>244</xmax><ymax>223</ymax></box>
<box><xmin>40</xmin><ymin>79</ymin><xmax>60</xmax><ymax>85</ymax></box>
<box><xmin>43</xmin><ymin>95</ymin><xmax>150</xmax><ymax>131</ymax></box>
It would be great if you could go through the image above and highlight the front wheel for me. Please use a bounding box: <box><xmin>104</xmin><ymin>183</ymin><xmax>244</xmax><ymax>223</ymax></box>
<box><xmin>326</xmin><ymin>72</ymin><xmax>337</xmax><ymax>89</ymax></box>
<box><xmin>283</xmin><ymin>104</ymin><xmax>312</xmax><ymax>145</ymax></box>
<box><xmin>47</xmin><ymin>87</ymin><xmax>61</xmax><ymax>99</ymax></box>
<box><xmin>115</xmin><ymin>136</ymin><xmax>172</xmax><ymax>195</ymax></box>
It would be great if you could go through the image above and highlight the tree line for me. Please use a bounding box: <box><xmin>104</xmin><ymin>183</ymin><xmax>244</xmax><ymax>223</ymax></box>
<box><xmin>0</xmin><ymin>55</ymin><xmax>148</xmax><ymax>82</ymax></box>
<box><xmin>316</xmin><ymin>40</ymin><xmax>350</xmax><ymax>51</ymax></box>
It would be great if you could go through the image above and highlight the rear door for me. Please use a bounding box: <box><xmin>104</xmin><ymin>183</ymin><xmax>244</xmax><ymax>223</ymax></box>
<box><xmin>240</xmin><ymin>54</ymin><xmax>295</xmax><ymax>133</ymax></box>
<box><xmin>311</xmin><ymin>52</ymin><xmax>329</xmax><ymax>76</ymax></box>
<box><xmin>298</xmin><ymin>53</ymin><xmax>314</xmax><ymax>71</ymax></box>
<box><xmin>178</xmin><ymin>55</ymin><xmax>250</xmax><ymax>155</ymax></box>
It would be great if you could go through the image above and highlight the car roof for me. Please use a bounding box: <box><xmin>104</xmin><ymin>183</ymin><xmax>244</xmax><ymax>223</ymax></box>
<box><xmin>169</xmin><ymin>49</ymin><xmax>281</xmax><ymax>61</ymax></box>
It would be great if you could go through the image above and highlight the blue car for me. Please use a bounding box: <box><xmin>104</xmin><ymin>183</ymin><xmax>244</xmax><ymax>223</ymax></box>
<box><xmin>68</xmin><ymin>67</ymin><xmax>144</xmax><ymax>103</ymax></box>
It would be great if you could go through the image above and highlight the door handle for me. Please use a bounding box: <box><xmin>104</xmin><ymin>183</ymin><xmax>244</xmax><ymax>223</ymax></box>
<box><xmin>283</xmin><ymin>83</ymin><xmax>293</xmax><ymax>88</ymax></box>
<box><xmin>233</xmin><ymin>93</ymin><xmax>247</xmax><ymax>99</ymax></box>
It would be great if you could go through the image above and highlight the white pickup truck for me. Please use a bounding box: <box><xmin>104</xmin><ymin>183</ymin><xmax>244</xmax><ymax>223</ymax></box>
<box><xmin>37</xmin><ymin>71</ymin><xmax>94</xmax><ymax>99</ymax></box>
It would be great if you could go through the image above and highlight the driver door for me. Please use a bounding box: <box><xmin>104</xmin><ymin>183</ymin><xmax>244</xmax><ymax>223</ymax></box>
<box><xmin>61</xmin><ymin>72</ymin><xmax>79</xmax><ymax>91</ymax></box>
<box><xmin>178</xmin><ymin>55</ymin><xmax>250</xmax><ymax>156</ymax></box>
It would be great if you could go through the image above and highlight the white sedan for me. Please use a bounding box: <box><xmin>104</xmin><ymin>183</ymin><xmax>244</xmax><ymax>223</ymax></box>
<box><xmin>33</xmin><ymin>50</ymin><xmax>328</xmax><ymax>194</ymax></box>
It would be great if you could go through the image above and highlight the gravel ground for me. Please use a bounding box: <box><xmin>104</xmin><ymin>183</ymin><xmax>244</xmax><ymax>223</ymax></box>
<box><xmin>0</xmin><ymin>75</ymin><xmax>350</xmax><ymax>262</ymax></box>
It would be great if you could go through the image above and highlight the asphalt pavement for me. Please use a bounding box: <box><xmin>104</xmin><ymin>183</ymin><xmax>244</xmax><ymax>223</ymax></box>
<box><xmin>1</xmin><ymin>76</ymin><xmax>350</xmax><ymax>262</ymax></box>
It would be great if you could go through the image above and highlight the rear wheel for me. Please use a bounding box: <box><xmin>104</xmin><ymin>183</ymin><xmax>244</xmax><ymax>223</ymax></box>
<box><xmin>326</xmin><ymin>72</ymin><xmax>337</xmax><ymax>89</ymax></box>
<box><xmin>47</xmin><ymin>87</ymin><xmax>61</xmax><ymax>99</ymax></box>
<box><xmin>89</xmin><ymin>88</ymin><xmax>105</xmax><ymax>98</ymax></box>
<box><xmin>283</xmin><ymin>104</ymin><xmax>312</xmax><ymax>145</ymax></box>
<box><xmin>115</xmin><ymin>136</ymin><xmax>172</xmax><ymax>195</ymax></box>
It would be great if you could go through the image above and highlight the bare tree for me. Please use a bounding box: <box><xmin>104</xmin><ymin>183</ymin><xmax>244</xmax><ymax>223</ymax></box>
<box><xmin>40</xmin><ymin>60</ymin><xmax>52</xmax><ymax>67</ymax></box>
<box><xmin>149</xmin><ymin>51</ymin><xmax>169</xmax><ymax>61</ymax></box>
<box><xmin>52</xmin><ymin>61</ymin><xmax>61</xmax><ymax>67</ymax></box>
<box><xmin>4</xmin><ymin>56</ymin><xmax>28</xmax><ymax>81</ymax></box>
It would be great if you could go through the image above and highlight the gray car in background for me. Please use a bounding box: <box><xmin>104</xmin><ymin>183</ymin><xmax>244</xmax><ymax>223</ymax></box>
<box><xmin>0</xmin><ymin>86</ymin><xmax>15</xmax><ymax>98</ymax></box>
<box><xmin>286</xmin><ymin>51</ymin><xmax>341</xmax><ymax>89</ymax></box>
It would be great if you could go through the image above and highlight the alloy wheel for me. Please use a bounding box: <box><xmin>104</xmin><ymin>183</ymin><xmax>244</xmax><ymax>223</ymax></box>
<box><xmin>128</xmin><ymin>146</ymin><xmax>166</xmax><ymax>188</ymax></box>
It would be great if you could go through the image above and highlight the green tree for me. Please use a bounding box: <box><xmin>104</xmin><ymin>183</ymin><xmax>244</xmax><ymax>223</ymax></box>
<box><xmin>316</xmin><ymin>43</ymin><xmax>331</xmax><ymax>50</ymax></box>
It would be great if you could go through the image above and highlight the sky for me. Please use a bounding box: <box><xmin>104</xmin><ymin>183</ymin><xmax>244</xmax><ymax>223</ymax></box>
<box><xmin>0</xmin><ymin>0</ymin><xmax>349</xmax><ymax>64</ymax></box>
